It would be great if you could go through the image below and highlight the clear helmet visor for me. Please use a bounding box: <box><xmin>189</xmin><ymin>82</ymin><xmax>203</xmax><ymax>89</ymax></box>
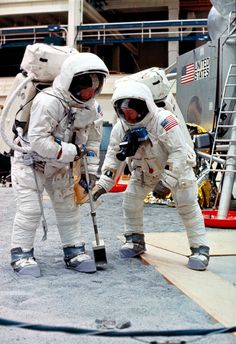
<box><xmin>69</xmin><ymin>72</ymin><xmax>105</xmax><ymax>102</ymax></box>
<box><xmin>114</xmin><ymin>98</ymin><xmax>149</xmax><ymax>124</ymax></box>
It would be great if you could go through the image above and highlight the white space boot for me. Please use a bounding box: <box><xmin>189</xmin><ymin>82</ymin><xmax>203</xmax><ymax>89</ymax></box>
<box><xmin>187</xmin><ymin>246</ymin><xmax>210</xmax><ymax>271</ymax></box>
<box><xmin>11</xmin><ymin>247</ymin><xmax>41</xmax><ymax>277</ymax></box>
<box><xmin>119</xmin><ymin>233</ymin><xmax>146</xmax><ymax>258</ymax></box>
<box><xmin>63</xmin><ymin>245</ymin><xmax>97</xmax><ymax>273</ymax></box>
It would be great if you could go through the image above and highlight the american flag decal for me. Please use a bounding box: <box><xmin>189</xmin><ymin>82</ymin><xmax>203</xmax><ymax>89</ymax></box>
<box><xmin>181</xmin><ymin>63</ymin><xmax>195</xmax><ymax>84</ymax></box>
<box><xmin>161</xmin><ymin>115</ymin><xmax>178</xmax><ymax>131</ymax></box>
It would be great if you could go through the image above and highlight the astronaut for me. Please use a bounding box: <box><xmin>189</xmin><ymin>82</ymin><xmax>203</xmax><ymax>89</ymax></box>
<box><xmin>93</xmin><ymin>80</ymin><xmax>210</xmax><ymax>271</ymax></box>
<box><xmin>10</xmin><ymin>52</ymin><xmax>109</xmax><ymax>277</ymax></box>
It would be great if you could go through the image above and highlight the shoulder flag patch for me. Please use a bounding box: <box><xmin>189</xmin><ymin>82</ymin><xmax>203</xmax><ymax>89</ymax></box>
<box><xmin>160</xmin><ymin>115</ymin><xmax>178</xmax><ymax>131</ymax></box>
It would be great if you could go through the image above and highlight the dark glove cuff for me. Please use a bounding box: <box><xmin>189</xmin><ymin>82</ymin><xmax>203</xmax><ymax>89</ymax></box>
<box><xmin>75</xmin><ymin>144</ymin><xmax>87</xmax><ymax>160</ymax></box>
<box><xmin>93</xmin><ymin>186</ymin><xmax>106</xmax><ymax>201</ymax></box>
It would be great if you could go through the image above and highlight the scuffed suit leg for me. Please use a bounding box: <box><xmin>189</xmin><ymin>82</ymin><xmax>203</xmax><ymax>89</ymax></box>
<box><xmin>46</xmin><ymin>170</ymin><xmax>96</xmax><ymax>273</ymax></box>
<box><xmin>172</xmin><ymin>176</ymin><xmax>210</xmax><ymax>271</ymax></box>
<box><xmin>11</xmin><ymin>160</ymin><xmax>43</xmax><ymax>251</ymax></box>
<box><xmin>172</xmin><ymin>179</ymin><xmax>208</xmax><ymax>248</ymax></box>
<box><xmin>120</xmin><ymin>177</ymin><xmax>150</xmax><ymax>258</ymax></box>
<box><xmin>45</xmin><ymin>170</ymin><xmax>82</xmax><ymax>247</ymax></box>
<box><xmin>52</xmin><ymin>194</ymin><xmax>81</xmax><ymax>247</ymax></box>
<box><xmin>123</xmin><ymin>177</ymin><xmax>150</xmax><ymax>234</ymax></box>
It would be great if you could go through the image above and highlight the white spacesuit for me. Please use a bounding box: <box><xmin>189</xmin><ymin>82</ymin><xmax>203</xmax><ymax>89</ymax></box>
<box><xmin>94</xmin><ymin>80</ymin><xmax>210</xmax><ymax>271</ymax></box>
<box><xmin>10</xmin><ymin>52</ymin><xmax>109</xmax><ymax>277</ymax></box>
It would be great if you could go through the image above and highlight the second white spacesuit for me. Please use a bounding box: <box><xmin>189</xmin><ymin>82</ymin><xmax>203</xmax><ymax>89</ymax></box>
<box><xmin>94</xmin><ymin>80</ymin><xmax>210</xmax><ymax>271</ymax></box>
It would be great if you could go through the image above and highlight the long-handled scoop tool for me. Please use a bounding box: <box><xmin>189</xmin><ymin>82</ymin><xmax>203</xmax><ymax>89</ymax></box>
<box><xmin>83</xmin><ymin>155</ymin><xmax>107</xmax><ymax>268</ymax></box>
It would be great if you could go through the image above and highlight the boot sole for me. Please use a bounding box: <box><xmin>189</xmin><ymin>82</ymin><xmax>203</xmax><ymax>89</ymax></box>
<box><xmin>67</xmin><ymin>260</ymin><xmax>97</xmax><ymax>273</ymax></box>
<box><xmin>187</xmin><ymin>257</ymin><xmax>208</xmax><ymax>271</ymax></box>
<box><xmin>119</xmin><ymin>248</ymin><xmax>145</xmax><ymax>258</ymax></box>
<box><xmin>14</xmin><ymin>265</ymin><xmax>41</xmax><ymax>278</ymax></box>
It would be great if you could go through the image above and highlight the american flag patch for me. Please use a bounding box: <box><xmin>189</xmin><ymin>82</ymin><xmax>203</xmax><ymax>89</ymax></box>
<box><xmin>161</xmin><ymin>115</ymin><xmax>178</xmax><ymax>131</ymax></box>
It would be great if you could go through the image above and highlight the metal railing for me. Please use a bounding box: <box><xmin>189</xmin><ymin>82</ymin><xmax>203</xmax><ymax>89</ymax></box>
<box><xmin>0</xmin><ymin>26</ymin><xmax>67</xmax><ymax>48</ymax></box>
<box><xmin>77</xmin><ymin>19</ymin><xmax>209</xmax><ymax>44</ymax></box>
<box><xmin>0</xmin><ymin>19</ymin><xmax>209</xmax><ymax>48</ymax></box>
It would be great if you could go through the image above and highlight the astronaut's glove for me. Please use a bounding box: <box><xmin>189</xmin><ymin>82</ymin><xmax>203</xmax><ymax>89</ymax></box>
<box><xmin>79</xmin><ymin>173</ymin><xmax>97</xmax><ymax>192</ymax></box>
<box><xmin>153</xmin><ymin>180</ymin><xmax>171</xmax><ymax>199</ymax></box>
<box><xmin>55</xmin><ymin>138</ymin><xmax>89</xmax><ymax>163</ymax></box>
<box><xmin>74</xmin><ymin>144</ymin><xmax>89</xmax><ymax>161</ymax></box>
<box><xmin>93</xmin><ymin>185</ymin><xmax>107</xmax><ymax>201</ymax></box>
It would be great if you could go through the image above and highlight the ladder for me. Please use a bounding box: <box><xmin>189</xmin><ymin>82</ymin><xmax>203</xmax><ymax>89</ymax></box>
<box><xmin>209</xmin><ymin>64</ymin><xmax>236</xmax><ymax>218</ymax></box>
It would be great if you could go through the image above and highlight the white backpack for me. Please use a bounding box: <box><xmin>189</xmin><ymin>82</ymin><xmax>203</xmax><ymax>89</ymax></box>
<box><xmin>0</xmin><ymin>43</ymin><xmax>78</xmax><ymax>155</ymax></box>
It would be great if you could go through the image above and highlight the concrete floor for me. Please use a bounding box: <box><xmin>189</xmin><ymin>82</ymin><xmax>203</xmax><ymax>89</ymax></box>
<box><xmin>0</xmin><ymin>187</ymin><xmax>235</xmax><ymax>344</ymax></box>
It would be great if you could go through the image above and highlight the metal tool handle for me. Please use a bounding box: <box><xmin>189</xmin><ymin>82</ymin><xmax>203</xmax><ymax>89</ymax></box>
<box><xmin>82</xmin><ymin>155</ymin><xmax>100</xmax><ymax>245</ymax></box>
<box><xmin>32</xmin><ymin>165</ymin><xmax>48</xmax><ymax>241</ymax></box>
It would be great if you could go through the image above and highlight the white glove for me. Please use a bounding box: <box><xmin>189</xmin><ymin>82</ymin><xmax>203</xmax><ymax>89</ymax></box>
<box><xmin>57</xmin><ymin>142</ymin><xmax>88</xmax><ymax>163</ymax></box>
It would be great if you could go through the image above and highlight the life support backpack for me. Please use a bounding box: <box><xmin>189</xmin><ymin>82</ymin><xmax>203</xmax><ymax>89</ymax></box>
<box><xmin>0</xmin><ymin>43</ymin><xmax>78</xmax><ymax>155</ymax></box>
